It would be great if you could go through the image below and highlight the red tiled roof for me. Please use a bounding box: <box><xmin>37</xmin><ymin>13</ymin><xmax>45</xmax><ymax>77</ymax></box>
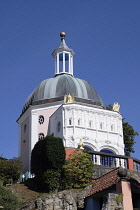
<box><xmin>89</xmin><ymin>167</ymin><xmax>121</xmax><ymax>196</ymax></box>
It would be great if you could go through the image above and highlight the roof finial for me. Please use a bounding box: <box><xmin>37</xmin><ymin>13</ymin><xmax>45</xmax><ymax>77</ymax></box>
<box><xmin>60</xmin><ymin>32</ymin><xmax>66</xmax><ymax>40</ymax></box>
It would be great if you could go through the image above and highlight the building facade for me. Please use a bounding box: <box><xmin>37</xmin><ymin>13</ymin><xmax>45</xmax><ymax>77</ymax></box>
<box><xmin>17</xmin><ymin>32</ymin><xmax>124</xmax><ymax>172</ymax></box>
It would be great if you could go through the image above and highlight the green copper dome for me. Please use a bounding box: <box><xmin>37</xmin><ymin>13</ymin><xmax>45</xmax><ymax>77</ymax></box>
<box><xmin>22</xmin><ymin>74</ymin><xmax>105</xmax><ymax>113</ymax></box>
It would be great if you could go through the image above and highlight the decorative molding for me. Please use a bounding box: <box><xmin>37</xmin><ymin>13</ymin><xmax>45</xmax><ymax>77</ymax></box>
<box><xmin>82</xmin><ymin>136</ymin><xmax>89</xmax><ymax>140</ymax></box>
<box><xmin>105</xmin><ymin>140</ymin><xmax>111</xmax><ymax>144</ymax></box>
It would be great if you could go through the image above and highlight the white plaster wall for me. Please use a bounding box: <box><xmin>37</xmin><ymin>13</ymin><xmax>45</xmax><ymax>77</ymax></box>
<box><xmin>61</xmin><ymin>104</ymin><xmax>124</xmax><ymax>155</ymax></box>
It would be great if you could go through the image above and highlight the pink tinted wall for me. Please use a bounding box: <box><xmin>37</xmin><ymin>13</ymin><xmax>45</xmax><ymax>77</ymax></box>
<box><xmin>37</xmin><ymin>106</ymin><xmax>60</xmax><ymax>137</ymax></box>
<box><xmin>122</xmin><ymin>181</ymin><xmax>133</xmax><ymax>210</ymax></box>
<box><xmin>116</xmin><ymin>181</ymin><xmax>133</xmax><ymax>210</ymax></box>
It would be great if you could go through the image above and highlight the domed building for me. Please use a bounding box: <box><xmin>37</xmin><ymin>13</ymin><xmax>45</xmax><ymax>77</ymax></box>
<box><xmin>17</xmin><ymin>33</ymin><xmax>124</xmax><ymax>172</ymax></box>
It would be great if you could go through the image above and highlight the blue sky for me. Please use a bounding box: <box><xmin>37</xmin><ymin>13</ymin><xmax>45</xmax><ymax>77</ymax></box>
<box><xmin>0</xmin><ymin>1</ymin><xmax>140</xmax><ymax>159</ymax></box>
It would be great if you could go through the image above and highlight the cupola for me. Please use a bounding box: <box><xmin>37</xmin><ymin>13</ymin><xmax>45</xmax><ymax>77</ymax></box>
<box><xmin>52</xmin><ymin>32</ymin><xmax>75</xmax><ymax>76</ymax></box>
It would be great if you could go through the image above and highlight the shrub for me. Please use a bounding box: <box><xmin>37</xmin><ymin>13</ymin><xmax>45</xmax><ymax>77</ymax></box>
<box><xmin>0</xmin><ymin>184</ymin><xmax>19</xmax><ymax>209</ymax></box>
<box><xmin>42</xmin><ymin>169</ymin><xmax>61</xmax><ymax>192</ymax></box>
<box><xmin>31</xmin><ymin>136</ymin><xmax>65</xmax><ymax>192</ymax></box>
<box><xmin>63</xmin><ymin>150</ymin><xmax>94</xmax><ymax>189</ymax></box>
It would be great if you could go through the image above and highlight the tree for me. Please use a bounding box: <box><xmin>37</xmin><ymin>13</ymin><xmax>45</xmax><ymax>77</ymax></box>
<box><xmin>63</xmin><ymin>151</ymin><xmax>94</xmax><ymax>189</ymax></box>
<box><xmin>0</xmin><ymin>157</ymin><xmax>22</xmax><ymax>184</ymax></box>
<box><xmin>31</xmin><ymin>136</ymin><xmax>65</xmax><ymax>192</ymax></box>
<box><xmin>106</xmin><ymin>104</ymin><xmax>139</xmax><ymax>156</ymax></box>
<box><xmin>123</xmin><ymin>121</ymin><xmax>138</xmax><ymax>156</ymax></box>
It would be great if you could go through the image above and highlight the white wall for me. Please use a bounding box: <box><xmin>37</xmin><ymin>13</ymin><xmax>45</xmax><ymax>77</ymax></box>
<box><xmin>18</xmin><ymin>102</ymin><xmax>124</xmax><ymax>172</ymax></box>
<box><xmin>49</xmin><ymin>104</ymin><xmax>124</xmax><ymax>155</ymax></box>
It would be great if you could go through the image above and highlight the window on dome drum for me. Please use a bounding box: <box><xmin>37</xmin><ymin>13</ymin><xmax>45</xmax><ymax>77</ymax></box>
<box><xmin>24</xmin><ymin>124</ymin><xmax>27</xmax><ymax>133</ymax></box>
<box><xmin>69</xmin><ymin>118</ymin><xmax>72</xmax><ymax>125</ymax></box>
<box><xmin>57</xmin><ymin>121</ymin><xmax>61</xmax><ymax>132</ymax></box>
<box><xmin>38</xmin><ymin>133</ymin><xmax>44</xmax><ymax>140</ymax></box>
<box><xmin>111</xmin><ymin>124</ymin><xmax>113</xmax><ymax>131</ymax></box>
<box><xmin>38</xmin><ymin>115</ymin><xmax>44</xmax><ymax>124</ymax></box>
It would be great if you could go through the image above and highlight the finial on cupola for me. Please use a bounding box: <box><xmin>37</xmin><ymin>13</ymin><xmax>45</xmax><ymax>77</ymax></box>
<box><xmin>60</xmin><ymin>32</ymin><xmax>66</xmax><ymax>39</ymax></box>
<box><xmin>52</xmin><ymin>32</ymin><xmax>75</xmax><ymax>77</ymax></box>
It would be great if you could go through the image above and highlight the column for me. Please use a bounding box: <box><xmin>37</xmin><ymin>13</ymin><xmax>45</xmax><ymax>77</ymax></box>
<box><xmin>57</xmin><ymin>53</ymin><xmax>59</xmax><ymax>74</ymax></box>
<box><xmin>63</xmin><ymin>52</ymin><xmax>65</xmax><ymax>72</ymax></box>
<box><xmin>116</xmin><ymin>180</ymin><xmax>133</xmax><ymax>210</ymax></box>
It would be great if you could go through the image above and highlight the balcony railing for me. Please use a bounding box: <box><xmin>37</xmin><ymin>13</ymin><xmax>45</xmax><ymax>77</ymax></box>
<box><xmin>19</xmin><ymin>149</ymin><xmax>140</xmax><ymax>183</ymax></box>
<box><xmin>88</xmin><ymin>150</ymin><xmax>140</xmax><ymax>172</ymax></box>
<box><xmin>133</xmin><ymin>158</ymin><xmax>140</xmax><ymax>172</ymax></box>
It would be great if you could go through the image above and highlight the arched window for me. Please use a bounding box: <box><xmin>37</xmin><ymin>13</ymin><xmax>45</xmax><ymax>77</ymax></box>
<box><xmin>38</xmin><ymin>133</ymin><xmax>44</xmax><ymax>140</ymax></box>
<box><xmin>100</xmin><ymin>149</ymin><xmax>115</xmax><ymax>167</ymax></box>
<box><xmin>84</xmin><ymin>146</ymin><xmax>94</xmax><ymax>161</ymax></box>
<box><xmin>100</xmin><ymin>149</ymin><xmax>114</xmax><ymax>154</ymax></box>
<box><xmin>38</xmin><ymin>115</ymin><xmax>44</xmax><ymax>124</ymax></box>
<box><xmin>84</xmin><ymin>146</ymin><xmax>93</xmax><ymax>151</ymax></box>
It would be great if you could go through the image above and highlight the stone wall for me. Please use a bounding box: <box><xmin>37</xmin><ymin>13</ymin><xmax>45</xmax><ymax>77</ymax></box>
<box><xmin>101</xmin><ymin>193</ymin><xmax>123</xmax><ymax>210</ymax></box>
<box><xmin>20</xmin><ymin>185</ymin><xmax>92</xmax><ymax>210</ymax></box>
<box><xmin>93</xmin><ymin>165</ymin><xmax>115</xmax><ymax>178</ymax></box>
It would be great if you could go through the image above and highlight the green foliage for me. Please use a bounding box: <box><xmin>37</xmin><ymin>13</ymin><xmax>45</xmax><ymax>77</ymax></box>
<box><xmin>0</xmin><ymin>157</ymin><xmax>22</xmax><ymax>184</ymax></box>
<box><xmin>31</xmin><ymin>139</ymin><xmax>46</xmax><ymax>176</ymax></box>
<box><xmin>0</xmin><ymin>185</ymin><xmax>19</xmax><ymax>209</ymax></box>
<box><xmin>106</xmin><ymin>104</ymin><xmax>113</xmax><ymax>110</ymax></box>
<box><xmin>44</xmin><ymin>136</ymin><xmax>66</xmax><ymax>170</ymax></box>
<box><xmin>31</xmin><ymin>136</ymin><xmax>65</xmax><ymax>175</ymax></box>
<box><xmin>123</xmin><ymin>121</ymin><xmax>138</xmax><ymax>156</ymax></box>
<box><xmin>63</xmin><ymin>151</ymin><xmax>94</xmax><ymax>189</ymax></box>
<box><xmin>115</xmin><ymin>193</ymin><xmax>123</xmax><ymax>205</ymax></box>
<box><xmin>42</xmin><ymin>169</ymin><xmax>61</xmax><ymax>192</ymax></box>
<box><xmin>31</xmin><ymin>136</ymin><xmax>65</xmax><ymax>192</ymax></box>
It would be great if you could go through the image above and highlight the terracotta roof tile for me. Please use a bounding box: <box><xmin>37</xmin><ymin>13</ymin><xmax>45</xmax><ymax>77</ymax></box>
<box><xmin>89</xmin><ymin>167</ymin><xmax>121</xmax><ymax>196</ymax></box>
